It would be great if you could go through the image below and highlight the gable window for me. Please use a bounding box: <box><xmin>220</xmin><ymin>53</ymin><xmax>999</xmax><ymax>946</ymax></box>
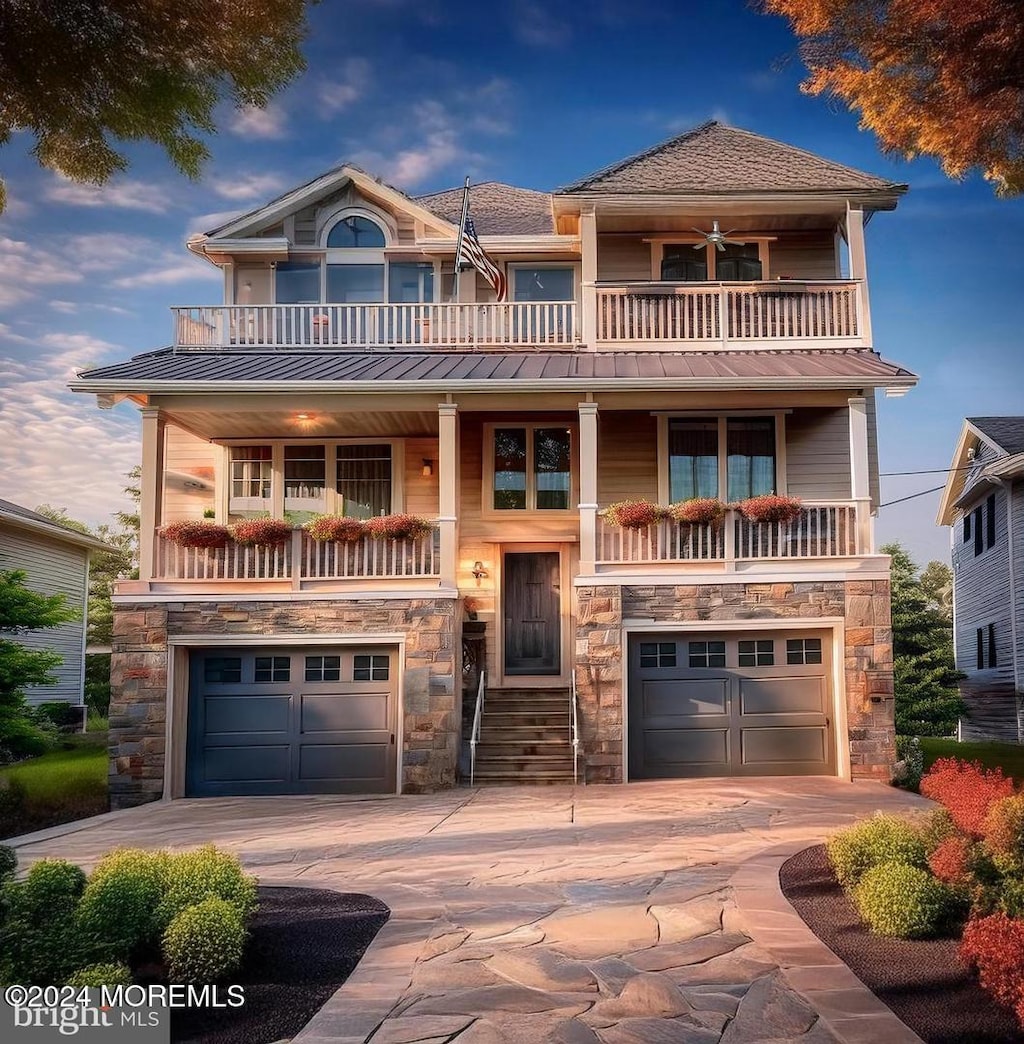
<box><xmin>327</xmin><ymin>216</ymin><xmax>386</xmax><ymax>248</ymax></box>
<box><xmin>666</xmin><ymin>416</ymin><xmax>778</xmax><ymax>503</ymax></box>
<box><xmin>489</xmin><ymin>425</ymin><xmax>573</xmax><ymax>512</ymax></box>
<box><xmin>972</xmin><ymin>493</ymin><xmax>998</xmax><ymax>556</ymax></box>
<box><xmin>325</xmin><ymin>212</ymin><xmax>385</xmax><ymax>304</ymax></box>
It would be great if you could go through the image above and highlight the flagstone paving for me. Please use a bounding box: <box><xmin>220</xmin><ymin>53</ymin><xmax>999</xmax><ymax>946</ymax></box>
<box><xmin>12</xmin><ymin>779</ymin><xmax>929</xmax><ymax>1043</ymax></box>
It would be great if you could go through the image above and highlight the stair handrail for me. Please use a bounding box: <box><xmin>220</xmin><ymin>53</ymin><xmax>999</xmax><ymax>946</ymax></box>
<box><xmin>571</xmin><ymin>669</ymin><xmax>580</xmax><ymax>785</ymax></box>
<box><xmin>469</xmin><ymin>669</ymin><xmax>486</xmax><ymax>786</ymax></box>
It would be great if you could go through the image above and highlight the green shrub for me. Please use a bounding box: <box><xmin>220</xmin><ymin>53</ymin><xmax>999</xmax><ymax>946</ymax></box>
<box><xmin>854</xmin><ymin>862</ymin><xmax>959</xmax><ymax>938</ymax></box>
<box><xmin>35</xmin><ymin>702</ymin><xmax>83</xmax><ymax>731</ymax></box>
<box><xmin>156</xmin><ymin>845</ymin><xmax>257</xmax><ymax>930</ymax></box>
<box><xmin>162</xmin><ymin>898</ymin><xmax>246</xmax><ymax>984</ymax></box>
<box><xmin>919</xmin><ymin>807</ymin><xmax>958</xmax><ymax>854</ymax></box>
<box><xmin>66</xmin><ymin>962</ymin><xmax>133</xmax><ymax>988</ymax></box>
<box><xmin>827</xmin><ymin>814</ymin><xmax>928</xmax><ymax>888</ymax></box>
<box><xmin>984</xmin><ymin>795</ymin><xmax>1024</xmax><ymax>875</ymax></box>
<box><xmin>0</xmin><ymin>844</ymin><xmax>16</xmax><ymax>882</ymax></box>
<box><xmin>0</xmin><ymin>860</ymin><xmax>88</xmax><ymax>983</ymax></box>
<box><xmin>998</xmin><ymin>877</ymin><xmax>1024</xmax><ymax>919</ymax></box>
<box><xmin>895</xmin><ymin>735</ymin><xmax>924</xmax><ymax>789</ymax></box>
<box><xmin>77</xmin><ymin>848</ymin><xmax>170</xmax><ymax>959</ymax></box>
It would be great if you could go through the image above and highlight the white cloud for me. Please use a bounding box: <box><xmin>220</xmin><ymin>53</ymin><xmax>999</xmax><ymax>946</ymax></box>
<box><xmin>110</xmin><ymin>260</ymin><xmax>218</xmax><ymax>289</ymax></box>
<box><xmin>317</xmin><ymin>58</ymin><xmax>371</xmax><ymax>117</ymax></box>
<box><xmin>512</xmin><ymin>1</ymin><xmax>571</xmax><ymax>47</ymax></box>
<box><xmin>187</xmin><ymin>208</ymin><xmax>248</xmax><ymax>237</ymax></box>
<box><xmin>229</xmin><ymin>102</ymin><xmax>288</xmax><ymax>140</ymax></box>
<box><xmin>0</xmin><ymin>236</ymin><xmax>83</xmax><ymax>306</ymax></box>
<box><xmin>207</xmin><ymin>172</ymin><xmax>287</xmax><ymax>202</ymax></box>
<box><xmin>44</xmin><ymin>175</ymin><xmax>171</xmax><ymax>213</ymax></box>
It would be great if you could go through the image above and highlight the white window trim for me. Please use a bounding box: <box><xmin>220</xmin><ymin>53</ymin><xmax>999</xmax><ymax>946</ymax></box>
<box><xmin>317</xmin><ymin>204</ymin><xmax>397</xmax><ymax>249</ymax></box>
<box><xmin>482</xmin><ymin>422</ymin><xmax>579</xmax><ymax>518</ymax></box>
<box><xmin>219</xmin><ymin>438</ymin><xmax>405</xmax><ymax>518</ymax></box>
<box><xmin>656</xmin><ymin>412</ymin><xmax>787</xmax><ymax>504</ymax></box>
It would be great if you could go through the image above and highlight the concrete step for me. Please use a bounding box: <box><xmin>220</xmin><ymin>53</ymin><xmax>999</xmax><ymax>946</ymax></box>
<box><xmin>482</xmin><ymin>699</ymin><xmax>570</xmax><ymax>714</ymax></box>
<box><xmin>487</xmin><ymin>688</ymin><xmax>570</xmax><ymax>699</ymax></box>
<box><xmin>472</xmin><ymin>771</ymin><xmax>576</xmax><ymax>785</ymax></box>
<box><xmin>481</xmin><ymin>712</ymin><xmax>569</xmax><ymax>728</ymax></box>
<box><xmin>479</xmin><ymin>725</ymin><xmax>571</xmax><ymax>742</ymax></box>
<box><xmin>475</xmin><ymin>742</ymin><xmax>572</xmax><ymax>758</ymax></box>
<box><xmin>475</xmin><ymin>756</ymin><xmax>575</xmax><ymax>774</ymax></box>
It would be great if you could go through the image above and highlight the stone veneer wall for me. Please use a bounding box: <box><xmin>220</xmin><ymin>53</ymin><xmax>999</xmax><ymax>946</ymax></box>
<box><xmin>109</xmin><ymin>598</ymin><xmax>458</xmax><ymax>809</ymax></box>
<box><xmin>574</xmin><ymin>580</ymin><xmax>894</xmax><ymax>783</ymax></box>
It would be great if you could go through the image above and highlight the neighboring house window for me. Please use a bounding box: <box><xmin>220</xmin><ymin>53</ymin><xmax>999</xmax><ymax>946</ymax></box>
<box><xmin>986</xmin><ymin>493</ymin><xmax>997</xmax><ymax>549</ymax></box>
<box><xmin>489</xmin><ymin>425</ymin><xmax>573</xmax><ymax>511</ymax></box>
<box><xmin>973</xmin><ymin>504</ymin><xmax>984</xmax><ymax>556</ymax></box>
<box><xmin>977</xmin><ymin>625</ymin><xmax>998</xmax><ymax>670</ymax></box>
<box><xmin>963</xmin><ymin>511</ymin><xmax>972</xmax><ymax>543</ymax></box>
<box><xmin>666</xmin><ymin>416</ymin><xmax>777</xmax><ymax>503</ymax></box>
<box><xmin>336</xmin><ymin>444</ymin><xmax>393</xmax><ymax>518</ymax></box>
<box><xmin>971</xmin><ymin>494</ymin><xmax>997</xmax><ymax>556</ymax></box>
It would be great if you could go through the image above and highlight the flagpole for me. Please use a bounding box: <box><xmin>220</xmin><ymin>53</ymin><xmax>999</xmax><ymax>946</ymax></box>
<box><xmin>452</xmin><ymin>175</ymin><xmax>471</xmax><ymax>303</ymax></box>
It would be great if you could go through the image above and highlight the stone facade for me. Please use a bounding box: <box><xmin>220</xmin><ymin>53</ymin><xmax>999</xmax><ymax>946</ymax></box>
<box><xmin>109</xmin><ymin>597</ymin><xmax>459</xmax><ymax>809</ymax></box>
<box><xmin>574</xmin><ymin>580</ymin><xmax>894</xmax><ymax>783</ymax></box>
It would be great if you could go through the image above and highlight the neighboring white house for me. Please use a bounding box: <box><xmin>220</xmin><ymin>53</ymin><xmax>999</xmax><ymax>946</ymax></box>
<box><xmin>0</xmin><ymin>499</ymin><xmax>110</xmax><ymax>710</ymax></box>
<box><xmin>938</xmin><ymin>417</ymin><xmax>1024</xmax><ymax>741</ymax></box>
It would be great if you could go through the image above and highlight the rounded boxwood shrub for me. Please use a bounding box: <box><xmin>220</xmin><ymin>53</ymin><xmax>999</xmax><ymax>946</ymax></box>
<box><xmin>66</xmin><ymin>962</ymin><xmax>133</xmax><ymax>988</ymax></box>
<box><xmin>162</xmin><ymin>898</ymin><xmax>246</xmax><ymax>984</ymax></box>
<box><xmin>155</xmin><ymin>845</ymin><xmax>258</xmax><ymax>929</ymax></box>
<box><xmin>77</xmin><ymin>848</ymin><xmax>171</xmax><ymax>959</ymax></box>
<box><xmin>854</xmin><ymin>862</ymin><xmax>958</xmax><ymax>938</ymax></box>
<box><xmin>827</xmin><ymin>814</ymin><xmax>928</xmax><ymax>888</ymax></box>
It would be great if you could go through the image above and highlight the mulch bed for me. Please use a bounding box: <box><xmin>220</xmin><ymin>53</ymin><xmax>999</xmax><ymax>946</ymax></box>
<box><xmin>171</xmin><ymin>886</ymin><xmax>389</xmax><ymax>1044</ymax></box>
<box><xmin>780</xmin><ymin>845</ymin><xmax>1022</xmax><ymax>1044</ymax></box>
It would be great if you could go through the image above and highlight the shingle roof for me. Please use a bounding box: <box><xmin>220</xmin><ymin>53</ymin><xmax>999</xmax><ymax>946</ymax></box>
<box><xmin>73</xmin><ymin>348</ymin><xmax>916</xmax><ymax>390</ymax></box>
<box><xmin>559</xmin><ymin>121</ymin><xmax>906</xmax><ymax>196</ymax></box>
<box><xmin>416</xmin><ymin>182</ymin><xmax>555</xmax><ymax>235</ymax></box>
<box><xmin>0</xmin><ymin>498</ymin><xmax>110</xmax><ymax>551</ymax></box>
<box><xmin>969</xmin><ymin>417</ymin><xmax>1024</xmax><ymax>456</ymax></box>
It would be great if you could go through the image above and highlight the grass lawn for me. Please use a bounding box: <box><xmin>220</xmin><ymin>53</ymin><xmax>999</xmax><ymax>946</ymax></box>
<box><xmin>1</xmin><ymin>731</ymin><xmax>108</xmax><ymax>840</ymax></box>
<box><xmin>919</xmin><ymin>736</ymin><xmax>1024</xmax><ymax>783</ymax></box>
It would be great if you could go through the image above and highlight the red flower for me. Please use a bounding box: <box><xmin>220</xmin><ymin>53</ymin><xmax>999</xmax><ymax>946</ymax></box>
<box><xmin>304</xmin><ymin>515</ymin><xmax>366</xmax><ymax>542</ymax></box>
<box><xmin>230</xmin><ymin>518</ymin><xmax>293</xmax><ymax>547</ymax></box>
<box><xmin>734</xmin><ymin>494</ymin><xmax>803</xmax><ymax>524</ymax></box>
<box><xmin>921</xmin><ymin>758</ymin><xmax>1016</xmax><ymax>837</ymax></box>
<box><xmin>604</xmin><ymin>500</ymin><xmax>666</xmax><ymax>529</ymax></box>
<box><xmin>159</xmin><ymin>520</ymin><xmax>230</xmax><ymax>549</ymax></box>
<box><xmin>668</xmin><ymin>498</ymin><xmax>727</xmax><ymax>526</ymax></box>
<box><xmin>364</xmin><ymin>514</ymin><xmax>433</xmax><ymax>540</ymax></box>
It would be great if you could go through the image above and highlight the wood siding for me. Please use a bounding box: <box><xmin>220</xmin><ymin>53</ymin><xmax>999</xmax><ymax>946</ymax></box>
<box><xmin>164</xmin><ymin>425</ymin><xmax>217</xmax><ymax>522</ymax></box>
<box><xmin>597</xmin><ymin>413</ymin><xmax>659</xmax><ymax>502</ymax></box>
<box><xmin>786</xmin><ymin>407</ymin><xmax>852</xmax><ymax>501</ymax></box>
<box><xmin>0</xmin><ymin>526</ymin><xmax>87</xmax><ymax>705</ymax></box>
<box><xmin>769</xmin><ymin>234</ymin><xmax>838</xmax><ymax>280</ymax></box>
<box><xmin>597</xmin><ymin>236</ymin><xmax>652</xmax><ymax>282</ymax></box>
<box><xmin>1014</xmin><ymin>479</ymin><xmax>1024</xmax><ymax>691</ymax></box>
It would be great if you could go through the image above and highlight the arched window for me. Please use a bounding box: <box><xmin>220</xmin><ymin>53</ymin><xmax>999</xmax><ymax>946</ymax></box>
<box><xmin>326</xmin><ymin>215</ymin><xmax>386</xmax><ymax>248</ymax></box>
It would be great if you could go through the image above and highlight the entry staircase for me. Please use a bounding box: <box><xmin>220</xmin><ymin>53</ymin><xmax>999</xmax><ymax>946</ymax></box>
<box><xmin>471</xmin><ymin>687</ymin><xmax>576</xmax><ymax>785</ymax></box>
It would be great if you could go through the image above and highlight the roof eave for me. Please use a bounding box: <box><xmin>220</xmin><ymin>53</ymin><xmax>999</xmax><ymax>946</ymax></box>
<box><xmin>0</xmin><ymin>512</ymin><xmax>112</xmax><ymax>553</ymax></box>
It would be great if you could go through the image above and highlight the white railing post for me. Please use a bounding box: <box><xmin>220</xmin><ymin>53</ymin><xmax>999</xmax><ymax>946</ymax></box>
<box><xmin>470</xmin><ymin>669</ymin><xmax>486</xmax><ymax>786</ymax></box>
<box><xmin>723</xmin><ymin>508</ymin><xmax>737</xmax><ymax>570</ymax></box>
<box><xmin>570</xmin><ymin>669</ymin><xmax>581</xmax><ymax>785</ymax></box>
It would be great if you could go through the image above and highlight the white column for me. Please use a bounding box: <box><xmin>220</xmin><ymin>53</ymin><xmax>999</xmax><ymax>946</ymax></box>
<box><xmin>438</xmin><ymin>402</ymin><xmax>459</xmax><ymax>586</ymax></box>
<box><xmin>848</xmin><ymin>395</ymin><xmax>872</xmax><ymax>554</ymax></box>
<box><xmin>580</xmin><ymin>207</ymin><xmax>597</xmax><ymax>349</ymax></box>
<box><xmin>138</xmin><ymin>406</ymin><xmax>166</xmax><ymax>582</ymax></box>
<box><xmin>845</xmin><ymin>203</ymin><xmax>873</xmax><ymax>346</ymax></box>
<box><xmin>578</xmin><ymin>401</ymin><xmax>599</xmax><ymax>574</ymax></box>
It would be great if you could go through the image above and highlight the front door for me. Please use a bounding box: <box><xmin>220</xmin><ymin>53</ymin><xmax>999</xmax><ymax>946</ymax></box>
<box><xmin>503</xmin><ymin>551</ymin><xmax>561</xmax><ymax>676</ymax></box>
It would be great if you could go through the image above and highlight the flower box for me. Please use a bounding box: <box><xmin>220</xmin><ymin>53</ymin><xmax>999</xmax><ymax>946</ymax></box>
<box><xmin>304</xmin><ymin>515</ymin><xmax>366</xmax><ymax>543</ymax></box>
<box><xmin>603</xmin><ymin>499</ymin><xmax>666</xmax><ymax>530</ymax></box>
<box><xmin>668</xmin><ymin>498</ymin><xmax>726</xmax><ymax>527</ymax></box>
<box><xmin>734</xmin><ymin>494</ymin><xmax>803</xmax><ymax>525</ymax></box>
<box><xmin>230</xmin><ymin>518</ymin><xmax>294</xmax><ymax>547</ymax></box>
<box><xmin>364</xmin><ymin>514</ymin><xmax>434</xmax><ymax>540</ymax></box>
<box><xmin>159</xmin><ymin>520</ymin><xmax>230</xmax><ymax>549</ymax></box>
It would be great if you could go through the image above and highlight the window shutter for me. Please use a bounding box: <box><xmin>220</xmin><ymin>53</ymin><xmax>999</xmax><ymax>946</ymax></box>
<box><xmin>974</xmin><ymin>507</ymin><xmax>984</xmax><ymax>556</ymax></box>
<box><xmin>963</xmin><ymin>512</ymin><xmax>971</xmax><ymax>543</ymax></box>
<box><xmin>988</xmin><ymin>624</ymin><xmax>997</xmax><ymax>669</ymax></box>
<box><xmin>986</xmin><ymin>494</ymin><xmax>997</xmax><ymax>549</ymax></box>
<box><xmin>977</xmin><ymin>628</ymin><xmax>985</xmax><ymax>669</ymax></box>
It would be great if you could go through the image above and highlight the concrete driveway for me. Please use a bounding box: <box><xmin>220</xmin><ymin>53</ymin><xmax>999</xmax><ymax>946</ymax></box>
<box><xmin>13</xmin><ymin>779</ymin><xmax>929</xmax><ymax>1044</ymax></box>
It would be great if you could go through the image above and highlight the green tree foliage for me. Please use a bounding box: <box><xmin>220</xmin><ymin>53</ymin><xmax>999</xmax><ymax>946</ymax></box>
<box><xmin>882</xmin><ymin>542</ymin><xmax>965</xmax><ymax>736</ymax></box>
<box><xmin>0</xmin><ymin>571</ymin><xmax>78</xmax><ymax>759</ymax></box>
<box><xmin>0</xmin><ymin>1</ymin><xmax>310</xmax><ymax>211</ymax></box>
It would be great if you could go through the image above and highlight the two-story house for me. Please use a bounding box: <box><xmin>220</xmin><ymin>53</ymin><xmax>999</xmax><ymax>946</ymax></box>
<box><xmin>72</xmin><ymin>121</ymin><xmax>916</xmax><ymax>808</ymax></box>
<box><xmin>938</xmin><ymin>417</ymin><xmax>1024</xmax><ymax>741</ymax></box>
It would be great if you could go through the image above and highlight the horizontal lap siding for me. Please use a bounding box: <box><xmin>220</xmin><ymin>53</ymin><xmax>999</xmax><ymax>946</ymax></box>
<box><xmin>1014</xmin><ymin>481</ymin><xmax>1024</xmax><ymax>690</ymax></box>
<box><xmin>597</xmin><ymin>236</ymin><xmax>652</xmax><ymax>281</ymax></box>
<box><xmin>769</xmin><ymin>234</ymin><xmax>839</xmax><ymax>280</ymax></box>
<box><xmin>0</xmin><ymin>526</ymin><xmax>86</xmax><ymax>704</ymax></box>
<box><xmin>164</xmin><ymin>425</ymin><xmax>217</xmax><ymax>521</ymax></box>
<box><xmin>598</xmin><ymin>413</ymin><xmax>658</xmax><ymax>503</ymax></box>
<box><xmin>785</xmin><ymin>407</ymin><xmax>852</xmax><ymax>501</ymax></box>
<box><xmin>404</xmin><ymin>437</ymin><xmax>440</xmax><ymax>516</ymax></box>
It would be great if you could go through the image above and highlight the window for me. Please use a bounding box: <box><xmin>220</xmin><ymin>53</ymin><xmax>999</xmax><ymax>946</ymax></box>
<box><xmin>974</xmin><ymin>504</ymin><xmax>984</xmax><ymax>555</ymax></box>
<box><xmin>978</xmin><ymin>625</ymin><xmax>998</xmax><ymax>669</ymax></box>
<box><xmin>667</xmin><ymin>416</ymin><xmax>777</xmax><ymax>503</ymax></box>
<box><xmin>660</xmin><ymin>242</ymin><xmax>764</xmax><ymax>282</ymax></box>
<box><xmin>389</xmin><ymin>262</ymin><xmax>435</xmax><ymax>303</ymax></box>
<box><xmin>353</xmin><ymin>654</ymin><xmax>389</xmax><ymax>681</ymax></box>
<box><xmin>786</xmin><ymin>638</ymin><xmax>822</xmax><ymax>665</ymax></box>
<box><xmin>715</xmin><ymin>243</ymin><xmax>763</xmax><ymax>281</ymax></box>
<box><xmin>963</xmin><ymin>511</ymin><xmax>972</xmax><ymax>543</ymax></box>
<box><xmin>512</xmin><ymin>267</ymin><xmax>574</xmax><ymax>302</ymax></box>
<box><xmin>254</xmin><ymin>656</ymin><xmax>290</xmax><ymax>682</ymax></box>
<box><xmin>689</xmin><ymin>641</ymin><xmax>726</xmax><ymax>668</ymax></box>
<box><xmin>327</xmin><ymin>263</ymin><xmax>385</xmax><ymax>303</ymax></box>
<box><xmin>204</xmin><ymin>656</ymin><xmax>242</xmax><ymax>684</ymax></box>
<box><xmin>230</xmin><ymin>446</ymin><xmax>272</xmax><ymax>507</ymax></box>
<box><xmin>337</xmin><ymin>444</ymin><xmax>392</xmax><ymax>518</ymax></box>
<box><xmin>275</xmin><ymin>261</ymin><xmax>320</xmax><ymax>304</ymax></box>
<box><xmin>639</xmin><ymin>642</ymin><xmax>676</xmax><ymax>668</ymax></box>
<box><xmin>305</xmin><ymin>655</ymin><xmax>341</xmax><ymax>682</ymax></box>
<box><xmin>738</xmin><ymin>640</ymin><xmax>775</xmax><ymax>667</ymax></box>
<box><xmin>327</xmin><ymin>215</ymin><xmax>386</xmax><ymax>248</ymax></box>
<box><xmin>661</xmin><ymin>245</ymin><xmax>707</xmax><ymax>282</ymax></box>
<box><xmin>986</xmin><ymin>493</ymin><xmax>997</xmax><ymax>550</ymax></box>
<box><xmin>490</xmin><ymin>425</ymin><xmax>572</xmax><ymax>511</ymax></box>
<box><xmin>285</xmin><ymin>444</ymin><xmax>326</xmax><ymax>506</ymax></box>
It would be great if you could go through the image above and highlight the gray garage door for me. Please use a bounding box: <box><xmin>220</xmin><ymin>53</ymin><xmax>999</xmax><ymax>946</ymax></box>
<box><xmin>186</xmin><ymin>646</ymin><xmax>397</xmax><ymax>796</ymax></box>
<box><xmin>628</xmin><ymin>631</ymin><xmax>834</xmax><ymax>778</ymax></box>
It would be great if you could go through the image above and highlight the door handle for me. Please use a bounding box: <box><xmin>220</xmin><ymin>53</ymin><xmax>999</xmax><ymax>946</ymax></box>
<box><xmin>390</xmin><ymin>733</ymin><xmax>395</xmax><ymax>745</ymax></box>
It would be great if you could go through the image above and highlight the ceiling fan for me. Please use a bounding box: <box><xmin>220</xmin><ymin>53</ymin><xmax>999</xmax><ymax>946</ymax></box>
<box><xmin>692</xmin><ymin>220</ymin><xmax>746</xmax><ymax>252</ymax></box>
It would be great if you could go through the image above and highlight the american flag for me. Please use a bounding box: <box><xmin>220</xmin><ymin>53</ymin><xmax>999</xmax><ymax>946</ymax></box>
<box><xmin>456</xmin><ymin>215</ymin><xmax>507</xmax><ymax>302</ymax></box>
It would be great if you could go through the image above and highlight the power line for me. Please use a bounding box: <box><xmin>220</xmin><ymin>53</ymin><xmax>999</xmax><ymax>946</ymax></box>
<box><xmin>880</xmin><ymin>465</ymin><xmax>975</xmax><ymax>477</ymax></box>
<box><xmin>879</xmin><ymin>484</ymin><xmax>947</xmax><ymax>508</ymax></box>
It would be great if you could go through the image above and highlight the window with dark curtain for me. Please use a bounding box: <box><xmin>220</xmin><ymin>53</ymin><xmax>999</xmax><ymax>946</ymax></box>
<box><xmin>661</xmin><ymin>246</ymin><xmax>708</xmax><ymax>282</ymax></box>
<box><xmin>986</xmin><ymin>493</ymin><xmax>997</xmax><ymax>549</ymax></box>
<box><xmin>284</xmin><ymin>444</ymin><xmax>326</xmax><ymax>500</ymax></box>
<box><xmin>716</xmin><ymin>243</ymin><xmax>762</xmax><ymax>281</ymax></box>
<box><xmin>336</xmin><ymin>444</ymin><xmax>392</xmax><ymax>518</ymax></box>
<box><xmin>668</xmin><ymin>419</ymin><xmax>718</xmax><ymax>501</ymax></box>
<box><xmin>988</xmin><ymin>624</ymin><xmax>997</xmax><ymax>669</ymax></box>
<box><xmin>727</xmin><ymin>418</ymin><xmax>776</xmax><ymax>501</ymax></box>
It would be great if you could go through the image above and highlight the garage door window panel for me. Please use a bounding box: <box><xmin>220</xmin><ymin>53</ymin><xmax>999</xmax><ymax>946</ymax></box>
<box><xmin>305</xmin><ymin>655</ymin><xmax>341</xmax><ymax>682</ymax></box>
<box><xmin>204</xmin><ymin>656</ymin><xmax>242</xmax><ymax>683</ymax></box>
<box><xmin>639</xmin><ymin>642</ymin><xmax>676</xmax><ymax>668</ymax></box>
<box><xmin>254</xmin><ymin>656</ymin><xmax>290</xmax><ymax>682</ymax></box>
<box><xmin>738</xmin><ymin>640</ymin><xmax>774</xmax><ymax>667</ymax></box>
<box><xmin>786</xmin><ymin>638</ymin><xmax>822</xmax><ymax>665</ymax></box>
<box><xmin>689</xmin><ymin>641</ymin><xmax>726</xmax><ymax>668</ymax></box>
<box><xmin>353</xmin><ymin>654</ymin><xmax>389</xmax><ymax>681</ymax></box>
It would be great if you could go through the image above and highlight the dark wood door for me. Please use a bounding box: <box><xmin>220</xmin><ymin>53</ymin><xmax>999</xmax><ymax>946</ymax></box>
<box><xmin>503</xmin><ymin>552</ymin><xmax>561</xmax><ymax>676</ymax></box>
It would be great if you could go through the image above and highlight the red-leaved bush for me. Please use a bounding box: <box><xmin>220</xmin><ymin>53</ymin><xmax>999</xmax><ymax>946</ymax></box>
<box><xmin>733</xmin><ymin>493</ymin><xmax>802</xmax><ymax>524</ymax></box>
<box><xmin>668</xmin><ymin>498</ymin><xmax>726</xmax><ymax>526</ymax></box>
<box><xmin>304</xmin><ymin>515</ymin><xmax>366</xmax><ymax>543</ymax></box>
<box><xmin>230</xmin><ymin>518</ymin><xmax>293</xmax><ymax>547</ymax></box>
<box><xmin>920</xmin><ymin>758</ymin><xmax>1016</xmax><ymax>837</ymax></box>
<box><xmin>960</xmin><ymin>913</ymin><xmax>1024</xmax><ymax>1014</ymax></box>
<box><xmin>603</xmin><ymin>499</ymin><xmax>666</xmax><ymax>529</ymax></box>
<box><xmin>364</xmin><ymin>514</ymin><xmax>433</xmax><ymax>540</ymax></box>
<box><xmin>982</xmin><ymin>794</ymin><xmax>1024</xmax><ymax>874</ymax></box>
<box><xmin>928</xmin><ymin>835</ymin><xmax>973</xmax><ymax>887</ymax></box>
<box><xmin>159</xmin><ymin>520</ymin><xmax>230</xmax><ymax>549</ymax></box>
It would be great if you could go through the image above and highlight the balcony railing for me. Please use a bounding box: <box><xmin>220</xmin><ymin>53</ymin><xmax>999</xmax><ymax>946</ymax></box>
<box><xmin>173</xmin><ymin>302</ymin><xmax>578</xmax><ymax>350</ymax></box>
<box><xmin>595</xmin><ymin>501</ymin><xmax>866</xmax><ymax>569</ymax></box>
<box><xmin>152</xmin><ymin>527</ymin><xmax>440</xmax><ymax>585</ymax></box>
<box><xmin>594</xmin><ymin>280</ymin><xmax>865</xmax><ymax>349</ymax></box>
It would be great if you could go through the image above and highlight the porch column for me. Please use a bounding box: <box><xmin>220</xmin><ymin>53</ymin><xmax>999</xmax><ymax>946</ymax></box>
<box><xmin>578</xmin><ymin>401</ymin><xmax>599</xmax><ymax>574</ymax></box>
<box><xmin>848</xmin><ymin>395</ymin><xmax>872</xmax><ymax>554</ymax></box>
<box><xmin>438</xmin><ymin>402</ymin><xmax>459</xmax><ymax>586</ymax></box>
<box><xmin>580</xmin><ymin>207</ymin><xmax>597</xmax><ymax>348</ymax></box>
<box><xmin>138</xmin><ymin>405</ymin><xmax>166</xmax><ymax>582</ymax></box>
<box><xmin>845</xmin><ymin>203</ymin><xmax>873</xmax><ymax>346</ymax></box>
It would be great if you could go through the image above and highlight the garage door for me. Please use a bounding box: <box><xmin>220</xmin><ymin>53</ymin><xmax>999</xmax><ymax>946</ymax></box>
<box><xmin>628</xmin><ymin>630</ymin><xmax>834</xmax><ymax>778</ymax></box>
<box><xmin>186</xmin><ymin>646</ymin><xmax>398</xmax><ymax>796</ymax></box>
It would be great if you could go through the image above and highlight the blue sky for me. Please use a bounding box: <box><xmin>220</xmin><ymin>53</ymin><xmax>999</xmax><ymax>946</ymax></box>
<box><xmin>0</xmin><ymin>0</ymin><xmax>1021</xmax><ymax>564</ymax></box>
